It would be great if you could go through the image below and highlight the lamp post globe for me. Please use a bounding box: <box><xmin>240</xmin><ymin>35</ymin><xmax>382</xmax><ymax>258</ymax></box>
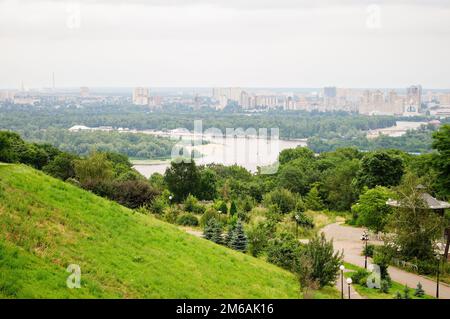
<box><xmin>346</xmin><ymin>278</ymin><xmax>352</xmax><ymax>299</ymax></box>
<box><xmin>339</xmin><ymin>265</ymin><xmax>345</xmax><ymax>299</ymax></box>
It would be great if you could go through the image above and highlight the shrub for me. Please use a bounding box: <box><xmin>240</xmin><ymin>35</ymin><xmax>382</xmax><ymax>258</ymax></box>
<box><xmin>163</xmin><ymin>207</ymin><xmax>181</xmax><ymax>224</ymax></box>
<box><xmin>263</xmin><ymin>188</ymin><xmax>298</xmax><ymax>214</ymax></box>
<box><xmin>380</xmin><ymin>280</ymin><xmax>390</xmax><ymax>293</ymax></box>
<box><xmin>403</xmin><ymin>285</ymin><xmax>411</xmax><ymax>299</ymax></box>
<box><xmin>373</xmin><ymin>245</ymin><xmax>393</xmax><ymax>282</ymax></box>
<box><xmin>111</xmin><ymin>180</ymin><xmax>158</xmax><ymax>209</ymax></box>
<box><xmin>301</xmin><ymin>233</ymin><xmax>343</xmax><ymax>288</ymax></box>
<box><xmin>184</xmin><ymin>194</ymin><xmax>199</xmax><ymax>212</ymax></box>
<box><xmin>247</xmin><ymin>221</ymin><xmax>274</xmax><ymax>257</ymax></box>
<box><xmin>150</xmin><ymin>195</ymin><xmax>168</xmax><ymax>215</ymax></box>
<box><xmin>200</xmin><ymin>207</ymin><xmax>220</xmax><ymax>227</ymax></box>
<box><xmin>350</xmin><ymin>269</ymin><xmax>369</xmax><ymax>287</ymax></box>
<box><xmin>176</xmin><ymin>213</ymin><xmax>199</xmax><ymax>226</ymax></box>
<box><xmin>267</xmin><ymin>232</ymin><xmax>302</xmax><ymax>271</ymax></box>
<box><xmin>414</xmin><ymin>282</ymin><xmax>425</xmax><ymax>297</ymax></box>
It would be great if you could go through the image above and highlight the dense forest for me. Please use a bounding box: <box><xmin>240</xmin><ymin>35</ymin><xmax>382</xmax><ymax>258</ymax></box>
<box><xmin>0</xmin><ymin>104</ymin><xmax>438</xmax><ymax>156</ymax></box>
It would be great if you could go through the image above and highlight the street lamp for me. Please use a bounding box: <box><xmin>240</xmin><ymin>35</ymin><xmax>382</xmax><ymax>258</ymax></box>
<box><xmin>361</xmin><ymin>231</ymin><xmax>369</xmax><ymax>269</ymax></box>
<box><xmin>294</xmin><ymin>214</ymin><xmax>300</xmax><ymax>238</ymax></box>
<box><xmin>168</xmin><ymin>195</ymin><xmax>173</xmax><ymax>206</ymax></box>
<box><xmin>346</xmin><ymin>278</ymin><xmax>353</xmax><ymax>299</ymax></box>
<box><xmin>339</xmin><ymin>265</ymin><xmax>345</xmax><ymax>299</ymax></box>
<box><xmin>434</xmin><ymin>243</ymin><xmax>444</xmax><ymax>299</ymax></box>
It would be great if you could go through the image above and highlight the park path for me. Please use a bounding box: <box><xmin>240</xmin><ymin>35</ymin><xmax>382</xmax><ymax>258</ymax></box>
<box><xmin>322</xmin><ymin>222</ymin><xmax>450</xmax><ymax>299</ymax></box>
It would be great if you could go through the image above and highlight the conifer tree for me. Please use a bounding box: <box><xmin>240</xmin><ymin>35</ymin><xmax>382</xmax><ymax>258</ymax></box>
<box><xmin>203</xmin><ymin>218</ymin><xmax>216</xmax><ymax>240</ymax></box>
<box><xmin>230</xmin><ymin>220</ymin><xmax>247</xmax><ymax>252</ymax></box>
<box><xmin>230</xmin><ymin>201</ymin><xmax>237</xmax><ymax>216</ymax></box>
<box><xmin>414</xmin><ymin>282</ymin><xmax>425</xmax><ymax>297</ymax></box>
<box><xmin>211</xmin><ymin>221</ymin><xmax>223</xmax><ymax>245</ymax></box>
<box><xmin>305</xmin><ymin>185</ymin><xmax>325</xmax><ymax>211</ymax></box>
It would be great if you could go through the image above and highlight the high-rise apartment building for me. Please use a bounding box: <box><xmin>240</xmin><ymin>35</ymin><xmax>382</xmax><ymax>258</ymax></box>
<box><xmin>132</xmin><ymin>87</ymin><xmax>150</xmax><ymax>106</ymax></box>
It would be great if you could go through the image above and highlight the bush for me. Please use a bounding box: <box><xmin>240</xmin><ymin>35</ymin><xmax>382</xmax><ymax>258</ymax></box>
<box><xmin>247</xmin><ymin>222</ymin><xmax>272</xmax><ymax>257</ymax></box>
<box><xmin>263</xmin><ymin>188</ymin><xmax>298</xmax><ymax>214</ymax></box>
<box><xmin>150</xmin><ymin>195</ymin><xmax>168</xmax><ymax>215</ymax></box>
<box><xmin>184</xmin><ymin>194</ymin><xmax>198</xmax><ymax>212</ymax></box>
<box><xmin>176</xmin><ymin>213</ymin><xmax>199</xmax><ymax>226</ymax></box>
<box><xmin>200</xmin><ymin>207</ymin><xmax>220</xmax><ymax>227</ymax></box>
<box><xmin>380</xmin><ymin>279</ymin><xmax>390</xmax><ymax>293</ymax></box>
<box><xmin>350</xmin><ymin>269</ymin><xmax>369</xmax><ymax>287</ymax></box>
<box><xmin>414</xmin><ymin>282</ymin><xmax>425</xmax><ymax>297</ymax></box>
<box><xmin>267</xmin><ymin>232</ymin><xmax>302</xmax><ymax>271</ymax></box>
<box><xmin>111</xmin><ymin>180</ymin><xmax>158</xmax><ymax>209</ymax></box>
<box><xmin>300</xmin><ymin>233</ymin><xmax>343</xmax><ymax>288</ymax></box>
<box><xmin>362</xmin><ymin>244</ymin><xmax>375</xmax><ymax>258</ymax></box>
<box><xmin>163</xmin><ymin>207</ymin><xmax>182</xmax><ymax>224</ymax></box>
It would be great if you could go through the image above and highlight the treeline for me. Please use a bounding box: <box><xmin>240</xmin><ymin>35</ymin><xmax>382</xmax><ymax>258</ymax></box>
<box><xmin>308</xmin><ymin>124</ymin><xmax>436</xmax><ymax>154</ymax></box>
<box><xmin>0</xmin><ymin>105</ymin><xmax>399</xmax><ymax>139</ymax></box>
<box><xmin>21</xmin><ymin>128</ymin><xmax>176</xmax><ymax>158</ymax></box>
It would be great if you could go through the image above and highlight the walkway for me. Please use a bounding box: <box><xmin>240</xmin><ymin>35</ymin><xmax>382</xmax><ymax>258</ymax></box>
<box><xmin>322</xmin><ymin>222</ymin><xmax>450</xmax><ymax>299</ymax></box>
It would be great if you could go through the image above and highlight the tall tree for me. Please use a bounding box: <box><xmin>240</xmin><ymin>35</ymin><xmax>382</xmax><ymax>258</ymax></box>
<box><xmin>164</xmin><ymin>160</ymin><xmax>200</xmax><ymax>202</ymax></box>
<box><xmin>354</xmin><ymin>151</ymin><xmax>404</xmax><ymax>190</ymax></box>
<box><xmin>351</xmin><ymin>186</ymin><xmax>393</xmax><ymax>234</ymax></box>
<box><xmin>432</xmin><ymin>124</ymin><xmax>450</xmax><ymax>199</ymax></box>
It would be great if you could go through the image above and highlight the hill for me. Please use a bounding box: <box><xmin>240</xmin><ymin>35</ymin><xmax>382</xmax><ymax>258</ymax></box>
<box><xmin>0</xmin><ymin>164</ymin><xmax>303</xmax><ymax>298</ymax></box>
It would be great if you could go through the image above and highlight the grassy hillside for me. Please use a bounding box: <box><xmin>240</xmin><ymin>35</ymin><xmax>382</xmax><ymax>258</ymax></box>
<box><xmin>0</xmin><ymin>164</ymin><xmax>304</xmax><ymax>298</ymax></box>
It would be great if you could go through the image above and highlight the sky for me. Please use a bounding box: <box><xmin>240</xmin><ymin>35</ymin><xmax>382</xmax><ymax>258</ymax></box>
<box><xmin>0</xmin><ymin>0</ymin><xmax>450</xmax><ymax>89</ymax></box>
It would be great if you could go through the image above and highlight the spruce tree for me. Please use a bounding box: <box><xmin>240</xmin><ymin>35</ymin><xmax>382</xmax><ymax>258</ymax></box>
<box><xmin>225</xmin><ymin>224</ymin><xmax>236</xmax><ymax>247</ymax></box>
<box><xmin>414</xmin><ymin>282</ymin><xmax>425</xmax><ymax>297</ymax></box>
<box><xmin>211</xmin><ymin>221</ymin><xmax>223</xmax><ymax>245</ymax></box>
<box><xmin>230</xmin><ymin>201</ymin><xmax>237</xmax><ymax>216</ymax></box>
<box><xmin>203</xmin><ymin>218</ymin><xmax>216</xmax><ymax>240</ymax></box>
<box><xmin>230</xmin><ymin>220</ymin><xmax>247</xmax><ymax>252</ymax></box>
<box><xmin>305</xmin><ymin>185</ymin><xmax>325</xmax><ymax>211</ymax></box>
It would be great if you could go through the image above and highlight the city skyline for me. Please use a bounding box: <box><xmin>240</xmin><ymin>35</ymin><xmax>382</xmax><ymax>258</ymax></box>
<box><xmin>1</xmin><ymin>0</ymin><xmax>450</xmax><ymax>88</ymax></box>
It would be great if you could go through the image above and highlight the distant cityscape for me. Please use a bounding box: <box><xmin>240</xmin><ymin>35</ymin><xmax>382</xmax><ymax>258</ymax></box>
<box><xmin>1</xmin><ymin>84</ymin><xmax>450</xmax><ymax>118</ymax></box>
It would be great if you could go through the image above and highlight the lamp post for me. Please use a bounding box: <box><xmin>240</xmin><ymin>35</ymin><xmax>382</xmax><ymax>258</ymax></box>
<box><xmin>437</xmin><ymin>255</ymin><xmax>440</xmax><ymax>299</ymax></box>
<box><xmin>339</xmin><ymin>265</ymin><xmax>345</xmax><ymax>299</ymax></box>
<box><xmin>168</xmin><ymin>195</ymin><xmax>173</xmax><ymax>207</ymax></box>
<box><xmin>361</xmin><ymin>231</ymin><xmax>369</xmax><ymax>269</ymax></box>
<box><xmin>346</xmin><ymin>278</ymin><xmax>353</xmax><ymax>299</ymax></box>
<box><xmin>294</xmin><ymin>214</ymin><xmax>300</xmax><ymax>238</ymax></box>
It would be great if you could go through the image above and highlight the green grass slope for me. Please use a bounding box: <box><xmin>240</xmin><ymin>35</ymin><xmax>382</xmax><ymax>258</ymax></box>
<box><xmin>0</xmin><ymin>164</ymin><xmax>300</xmax><ymax>298</ymax></box>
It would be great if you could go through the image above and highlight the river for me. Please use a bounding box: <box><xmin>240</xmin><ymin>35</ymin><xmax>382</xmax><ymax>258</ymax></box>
<box><xmin>133</xmin><ymin>136</ymin><xmax>307</xmax><ymax>178</ymax></box>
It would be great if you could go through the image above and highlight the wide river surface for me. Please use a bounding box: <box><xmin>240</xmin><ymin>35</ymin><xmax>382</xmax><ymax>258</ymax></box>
<box><xmin>134</xmin><ymin>136</ymin><xmax>306</xmax><ymax>178</ymax></box>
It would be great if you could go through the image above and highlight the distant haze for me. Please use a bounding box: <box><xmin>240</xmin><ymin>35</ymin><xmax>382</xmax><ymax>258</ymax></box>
<box><xmin>1</xmin><ymin>0</ymin><xmax>449</xmax><ymax>89</ymax></box>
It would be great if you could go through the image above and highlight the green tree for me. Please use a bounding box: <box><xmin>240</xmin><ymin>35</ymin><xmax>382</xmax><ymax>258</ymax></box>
<box><xmin>229</xmin><ymin>201</ymin><xmax>237</xmax><ymax>216</ymax></box>
<box><xmin>263</xmin><ymin>188</ymin><xmax>298</xmax><ymax>214</ymax></box>
<box><xmin>74</xmin><ymin>152</ymin><xmax>114</xmax><ymax>186</ymax></box>
<box><xmin>432</xmin><ymin>124</ymin><xmax>450</xmax><ymax>198</ymax></box>
<box><xmin>278</xmin><ymin>147</ymin><xmax>315</xmax><ymax>165</ymax></box>
<box><xmin>354</xmin><ymin>151</ymin><xmax>404</xmax><ymax>190</ymax></box>
<box><xmin>197</xmin><ymin>168</ymin><xmax>217</xmax><ymax>200</ymax></box>
<box><xmin>300</xmin><ymin>233</ymin><xmax>343</xmax><ymax>288</ymax></box>
<box><xmin>164</xmin><ymin>160</ymin><xmax>200</xmax><ymax>202</ymax></box>
<box><xmin>351</xmin><ymin>186</ymin><xmax>394</xmax><ymax>234</ymax></box>
<box><xmin>305</xmin><ymin>185</ymin><xmax>325</xmax><ymax>211</ymax></box>
<box><xmin>387</xmin><ymin>174</ymin><xmax>444</xmax><ymax>260</ymax></box>
<box><xmin>43</xmin><ymin>152</ymin><xmax>78</xmax><ymax>180</ymax></box>
<box><xmin>267</xmin><ymin>232</ymin><xmax>302</xmax><ymax>271</ymax></box>
<box><xmin>229</xmin><ymin>220</ymin><xmax>247</xmax><ymax>252</ymax></box>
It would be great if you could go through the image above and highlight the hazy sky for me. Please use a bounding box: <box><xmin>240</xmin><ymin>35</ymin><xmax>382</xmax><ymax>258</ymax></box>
<box><xmin>1</xmin><ymin>0</ymin><xmax>450</xmax><ymax>89</ymax></box>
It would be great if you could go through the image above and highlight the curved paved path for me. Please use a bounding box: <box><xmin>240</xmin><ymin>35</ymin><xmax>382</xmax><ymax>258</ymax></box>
<box><xmin>322</xmin><ymin>222</ymin><xmax>450</xmax><ymax>299</ymax></box>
